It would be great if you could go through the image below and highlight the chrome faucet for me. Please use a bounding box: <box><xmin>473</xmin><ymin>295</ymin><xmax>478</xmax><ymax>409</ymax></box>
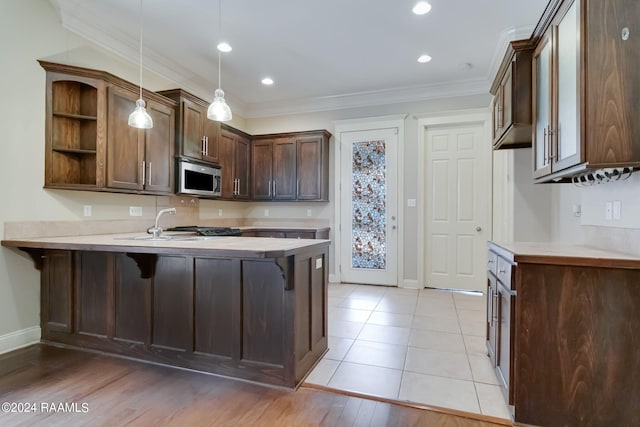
<box><xmin>147</xmin><ymin>208</ymin><xmax>176</xmax><ymax>239</ymax></box>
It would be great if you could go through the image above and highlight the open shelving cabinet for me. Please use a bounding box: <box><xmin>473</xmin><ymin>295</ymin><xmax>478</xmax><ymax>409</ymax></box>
<box><xmin>45</xmin><ymin>74</ymin><xmax>105</xmax><ymax>188</ymax></box>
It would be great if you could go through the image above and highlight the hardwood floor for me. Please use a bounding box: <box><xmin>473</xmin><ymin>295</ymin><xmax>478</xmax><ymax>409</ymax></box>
<box><xmin>0</xmin><ymin>345</ymin><xmax>509</xmax><ymax>426</ymax></box>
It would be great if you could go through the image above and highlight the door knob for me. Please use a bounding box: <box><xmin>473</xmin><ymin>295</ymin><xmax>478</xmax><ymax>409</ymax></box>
<box><xmin>476</xmin><ymin>226</ymin><xmax>482</xmax><ymax>232</ymax></box>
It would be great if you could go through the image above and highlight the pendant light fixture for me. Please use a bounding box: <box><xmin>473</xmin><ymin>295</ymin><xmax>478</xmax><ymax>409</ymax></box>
<box><xmin>128</xmin><ymin>0</ymin><xmax>153</xmax><ymax>129</ymax></box>
<box><xmin>207</xmin><ymin>0</ymin><xmax>232</xmax><ymax>122</ymax></box>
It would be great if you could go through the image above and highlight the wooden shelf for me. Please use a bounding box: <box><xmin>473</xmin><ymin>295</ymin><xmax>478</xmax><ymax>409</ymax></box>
<box><xmin>52</xmin><ymin>147</ymin><xmax>97</xmax><ymax>155</ymax></box>
<box><xmin>53</xmin><ymin>112</ymin><xmax>97</xmax><ymax>121</ymax></box>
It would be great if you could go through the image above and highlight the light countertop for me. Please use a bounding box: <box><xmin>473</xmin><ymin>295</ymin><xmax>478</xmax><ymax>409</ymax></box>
<box><xmin>2</xmin><ymin>233</ymin><xmax>330</xmax><ymax>259</ymax></box>
<box><xmin>490</xmin><ymin>241</ymin><xmax>640</xmax><ymax>269</ymax></box>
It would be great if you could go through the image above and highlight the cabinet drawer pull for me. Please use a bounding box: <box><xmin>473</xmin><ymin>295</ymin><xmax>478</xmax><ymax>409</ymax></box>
<box><xmin>499</xmin><ymin>268</ymin><xmax>506</xmax><ymax>274</ymax></box>
<box><xmin>488</xmin><ymin>259</ymin><xmax>494</xmax><ymax>264</ymax></box>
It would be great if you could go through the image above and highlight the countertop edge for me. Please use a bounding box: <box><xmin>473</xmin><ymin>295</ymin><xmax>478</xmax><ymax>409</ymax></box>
<box><xmin>489</xmin><ymin>241</ymin><xmax>640</xmax><ymax>269</ymax></box>
<box><xmin>1</xmin><ymin>236</ymin><xmax>331</xmax><ymax>259</ymax></box>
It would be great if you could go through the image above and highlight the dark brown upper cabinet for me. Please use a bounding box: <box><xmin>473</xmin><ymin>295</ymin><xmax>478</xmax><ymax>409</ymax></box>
<box><xmin>157</xmin><ymin>89</ymin><xmax>220</xmax><ymax>165</ymax></box>
<box><xmin>40</xmin><ymin>61</ymin><xmax>176</xmax><ymax>195</ymax></box>
<box><xmin>531</xmin><ymin>0</ymin><xmax>640</xmax><ymax>183</ymax></box>
<box><xmin>251</xmin><ymin>130</ymin><xmax>330</xmax><ymax>202</ymax></box>
<box><xmin>106</xmin><ymin>86</ymin><xmax>174</xmax><ymax>194</ymax></box>
<box><xmin>219</xmin><ymin>126</ymin><xmax>250</xmax><ymax>200</ymax></box>
<box><xmin>490</xmin><ymin>40</ymin><xmax>534</xmax><ymax>150</ymax></box>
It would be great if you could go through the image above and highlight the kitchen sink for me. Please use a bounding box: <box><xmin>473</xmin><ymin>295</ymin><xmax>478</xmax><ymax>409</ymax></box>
<box><xmin>114</xmin><ymin>235</ymin><xmax>221</xmax><ymax>242</ymax></box>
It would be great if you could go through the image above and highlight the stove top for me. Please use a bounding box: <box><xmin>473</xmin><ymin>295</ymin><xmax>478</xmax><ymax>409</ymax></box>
<box><xmin>166</xmin><ymin>226</ymin><xmax>242</xmax><ymax>237</ymax></box>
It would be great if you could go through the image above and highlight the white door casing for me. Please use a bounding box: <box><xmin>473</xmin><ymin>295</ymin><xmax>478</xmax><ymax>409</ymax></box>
<box><xmin>417</xmin><ymin>110</ymin><xmax>492</xmax><ymax>292</ymax></box>
<box><xmin>333</xmin><ymin>115</ymin><xmax>406</xmax><ymax>287</ymax></box>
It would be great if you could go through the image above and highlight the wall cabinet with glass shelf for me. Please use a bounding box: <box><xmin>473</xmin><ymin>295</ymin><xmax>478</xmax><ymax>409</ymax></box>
<box><xmin>530</xmin><ymin>0</ymin><xmax>640</xmax><ymax>183</ymax></box>
<box><xmin>40</xmin><ymin>61</ymin><xmax>176</xmax><ymax>195</ymax></box>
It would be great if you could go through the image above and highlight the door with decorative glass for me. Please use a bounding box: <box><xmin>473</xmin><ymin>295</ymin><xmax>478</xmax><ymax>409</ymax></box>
<box><xmin>339</xmin><ymin>128</ymin><xmax>398</xmax><ymax>286</ymax></box>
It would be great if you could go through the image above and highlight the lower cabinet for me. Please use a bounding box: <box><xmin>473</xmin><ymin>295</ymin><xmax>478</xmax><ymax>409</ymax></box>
<box><xmin>37</xmin><ymin>248</ymin><xmax>329</xmax><ymax>388</ymax></box>
<box><xmin>486</xmin><ymin>245</ymin><xmax>516</xmax><ymax>405</ymax></box>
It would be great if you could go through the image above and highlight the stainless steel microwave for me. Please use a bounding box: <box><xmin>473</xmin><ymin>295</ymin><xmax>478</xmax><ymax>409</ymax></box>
<box><xmin>177</xmin><ymin>159</ymin><xmax>221</xmax><ymax>197</ymax></box>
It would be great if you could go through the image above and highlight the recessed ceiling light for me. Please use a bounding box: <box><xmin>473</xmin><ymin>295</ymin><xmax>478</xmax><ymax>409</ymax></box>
<box><xmin>261</xmin><ymin>77</ymin><xmax>274</xmax><ymax>86</ymax></box>
<box><xmin>217</xmin><ymin>42</ymin><xmax>232</xmax><ymax>53</ymax></box>
<box><xmin>417</xmin><ymin>54</ymin><xmax>432</xmax><ymax>63</ymax></box>
<box><xmin>412</xmin><ymin>1</ymin><xmax>432</xmax><ymax>15</ymax></box>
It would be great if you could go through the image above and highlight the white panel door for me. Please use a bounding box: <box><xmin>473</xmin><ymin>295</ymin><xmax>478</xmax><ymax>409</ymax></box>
<box><xmin>425</xmin><ymin>123</ymin><xmax>488</xmax><ymax>291</ymax></box>
<box><xmin>340</xmin><ymin>128</ymin><xmax>398</xmax><ymax>286</ymax></box>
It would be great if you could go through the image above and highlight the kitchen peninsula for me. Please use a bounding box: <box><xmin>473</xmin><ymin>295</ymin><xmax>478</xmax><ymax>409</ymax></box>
<box><xmin>1</xmin><ymin>233</ymin><xmax>329</xmax><ymax>389</ymax></box>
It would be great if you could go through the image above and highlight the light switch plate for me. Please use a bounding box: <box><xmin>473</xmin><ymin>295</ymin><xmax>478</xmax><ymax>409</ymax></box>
<box><xmin>83</xmin><ymin>205</ymin><xmax>92</xmax><ymax>217</ymax></box>
<box><xmin>407</xmin><ymin>199</ymin><xmax>417</xmax><ymax>207</ymax></box>
<box><xmin>129</xmin><ymin>206</ymin><xmax>142</xmax><ymax>217</ymax></box>
<box><xmin>613</xmin><ymin>201</ymin><xmax>621</xmax><ymax>220</ymax></box>
<box><xmin>315</xmin><ymin>258</ymin><xmax>323</xmax><ymax>269</ymax></box>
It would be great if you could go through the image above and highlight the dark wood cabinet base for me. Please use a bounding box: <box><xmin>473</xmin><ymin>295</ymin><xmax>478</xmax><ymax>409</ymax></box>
<box><xmin>35</xmin><ymin>247</ymin><xmax>329</xmax><ymax>389</ymax></box>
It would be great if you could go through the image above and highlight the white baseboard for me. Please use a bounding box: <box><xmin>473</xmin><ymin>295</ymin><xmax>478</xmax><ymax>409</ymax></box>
<box><xmin>401</xmin><ymin>279</ymin><xmax>421</xmax><ymax>289</ymax></box>
<box><xmin>0</xmin><ymin>326</ymin><xmax>41</xmax><ymax>355</ymax></box>
<box><xmin>329</xmin><ymin>273</ymin><xmax>339</xmax><ymax>284</ymax></box>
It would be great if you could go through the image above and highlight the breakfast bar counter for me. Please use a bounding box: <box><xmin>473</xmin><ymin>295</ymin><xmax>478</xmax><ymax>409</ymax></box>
<box><xmin>1</xmin><ymin>234</ymin><xmax>330</xmax><ymax>389</ymax></box>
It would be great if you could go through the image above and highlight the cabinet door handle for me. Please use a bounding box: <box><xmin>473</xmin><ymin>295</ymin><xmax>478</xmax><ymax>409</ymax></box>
<box><xmin>498</xmin><ymin>268</ymin><xmax>506</xmax><ymax>274</ymax></box>
<box><xmin>201</xmin><ymin>136</ymin><xmax>206</xmax><ymax>155</ymax></box>
<box><xmin>268</xmin><ymin>180</ymin><xmax>271</xmax><ymax>197</ymax></box>
<box><xmin>235</xmin><ymin>178</ymin><xmax>240</xmax><ymax>196</ymax></box>
<box><xmin>141</xmin><ymin>161</ymin><xmax>146</xmax><ymax>186</ymax></box>
<box><xmin>296</xmin><ymin>179</ymin><xmax>299</xmax><ymax>197</ymax></box>
<box><xmin>148</xmin><ymin>162</ymin><xmax>152</xmax><ymax>186</ymax></box>
<box><xmin>543</xmin><ymin>127</ymin><xmax>548</xmax><ymax>166</ymax></box>
<box><xmin>204</xmin><ymin>136</ymin><xmax>209</xmax><ymax>156</ymax></box>
<box><xmin>549</xmin><ymin>128</ymin><xmax>556</xmax><ymax>161</ymax></box>
<box><xmin>488</xmin><ymin>259</ymin><xmax>494</xmax><ymax>264</ymax></box>
<box><xmin>273</xmin><ymin>180</ymin><xmax>276</xmax><ymax>197</ymax></box>
<box><xmin>492</xmin><ymin>291</ymin><xmax>499</xmax><ymax>323</ymax></box>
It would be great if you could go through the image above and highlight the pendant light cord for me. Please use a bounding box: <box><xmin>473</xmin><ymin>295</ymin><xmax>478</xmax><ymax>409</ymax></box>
<box><xmin>218</xmin><ymin>0</ymin><xmax>222</xmax><ymax>90</ymax></box>
<box><xmin>139</xmin><ymin>0</ymin><xmax>144</xmax><ymax>99</ymax></box>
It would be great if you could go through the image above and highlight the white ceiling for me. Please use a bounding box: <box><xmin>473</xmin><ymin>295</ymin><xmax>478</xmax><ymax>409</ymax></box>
<box><xmin>49</xmin><ymin>0</ymin><xmax>548</xmax><ymax>118</ymax></box>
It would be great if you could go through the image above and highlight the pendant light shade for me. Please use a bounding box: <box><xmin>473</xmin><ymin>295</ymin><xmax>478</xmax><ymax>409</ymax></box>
<box><xmin>129</xmin><ymin>0</ymin><xmax>153</xmax><ymax>129</ymax></box>
<box><xmin>208</xmin><ymin>0</ymin><xmax>232</xmax><ymax>122</ymax></box>
<box><xmin>129</xmin><ymin>98</ymin><xmax>153</xmax><ymax>128</ymax></box>
<box><xmin>207</xmin><ymin>88</ymin><xmax>232</xmax><ymax>121</ymax></box>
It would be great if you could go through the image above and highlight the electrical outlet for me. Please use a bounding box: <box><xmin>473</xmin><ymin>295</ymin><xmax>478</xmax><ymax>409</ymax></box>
<box><xmin>307</xmin><ymin>209</ymin><xmax>312</xmax><ymax>217</ymax></box>
<box><xmin>83</xmin><ymin>205</ymin><xmax>92</xmax><ymax>217</ymax></box>
<box><xmin>407</xmin><ymin>199</ymin><xmax>417</xmax><ymax>207</ymax></box>
<box><xmin>129</xmin><ymin>206</ymin><xmax>142</xmax><ymax>217</ymax></box>
<box><xmin>264</xmin><ymin>209</ymin><xmax>269</xmax><ymax>217</ymax></box>
<box><xmin>218</xmin><ymin>209</ymin><xmax>223</xmax><ymax>217</ymax></box>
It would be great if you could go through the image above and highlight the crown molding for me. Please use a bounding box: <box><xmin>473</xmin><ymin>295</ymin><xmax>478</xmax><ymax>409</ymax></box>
<box><xmin>243</xmin><ymin>78</ymin><xmax>490</xmax><ymax>118</ymax></box>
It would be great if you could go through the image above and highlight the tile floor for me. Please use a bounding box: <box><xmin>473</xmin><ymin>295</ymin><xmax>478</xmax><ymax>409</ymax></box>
<box><xmin>304</xmin><ymin>283</ymin><xmax>511</xmax><ymax>419</ymax></box>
